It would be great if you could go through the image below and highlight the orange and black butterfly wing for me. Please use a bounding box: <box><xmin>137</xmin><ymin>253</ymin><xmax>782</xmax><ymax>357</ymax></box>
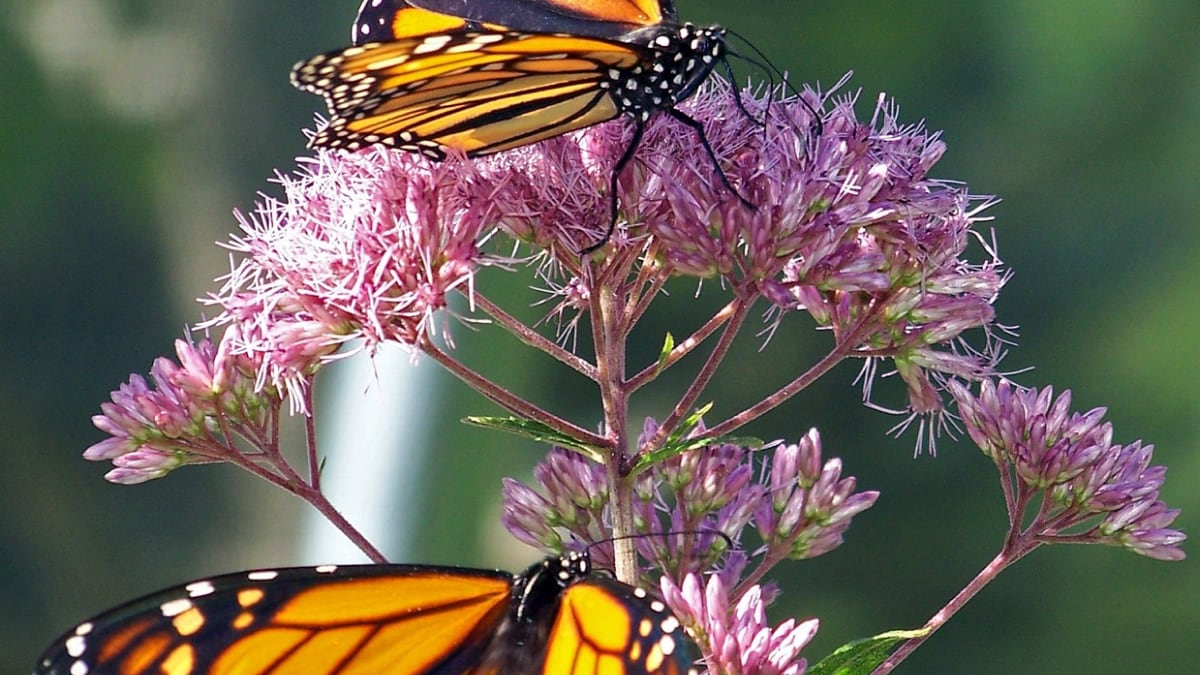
<box><xmin>476</xmin><ymin>553</ymin><xmax>697</xmax><ymax>675</ymax></box>
<box><xmin>34</xmin><ymin>565</ymin><xmax>514</xmax><ymax>675</ymax></box>
<box><xmin>354</xmin><ymin>0</ymin><xmax>674</xmax><ymax>43</ymax></box>
<box><xmin>538</xmin><ymin>578</ymin><xmax>697</xmax><ymax>675</ymax></box>
<box><xmin>290</xmin><ymin>32</ymin><xmax>645</xmax><ymax>158</ymax></box>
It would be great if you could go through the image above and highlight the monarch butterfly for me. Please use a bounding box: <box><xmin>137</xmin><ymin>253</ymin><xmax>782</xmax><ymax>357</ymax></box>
<box><xmin>289</xmin><ymin>0</ymin><xmax>748</xmax><ymax>251</ymax></box>
<box><xmin>34</xmin><ymin>551</ymin><xmax>697</xmax><ymax>674</ymax></box>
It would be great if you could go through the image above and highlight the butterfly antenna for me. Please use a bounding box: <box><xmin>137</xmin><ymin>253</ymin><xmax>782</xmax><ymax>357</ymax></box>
<box><xmin>587</xmin><ymin>530</ymin><xmax>738</xmax><ymax>558</ymax></box>
<box><xmin>718</xmin><ymin>55</ymin><xmax>765</xmax><ymax>128</ymax></box>
<box><xmin>726</xmin><ymin>28</ymin><xmax>824</xmax><ymax>138</ymax></box>
<box><xmin>716</xmin><ymin>50</ymin><xmax>781</xmax><ymax>162</ymax></box>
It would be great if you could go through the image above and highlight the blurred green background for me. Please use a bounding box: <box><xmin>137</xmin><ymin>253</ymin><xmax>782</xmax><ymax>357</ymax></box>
<box><xmin>2</xmin><ymin>0</ymin><xmax>1196</xmax><ymax>672</ymax></box>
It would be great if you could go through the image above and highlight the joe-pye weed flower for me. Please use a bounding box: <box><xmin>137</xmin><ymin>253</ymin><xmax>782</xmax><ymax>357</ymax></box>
<box><xmin>81</xmin><ymin>78</ymin><xmax>1184</xmax><ymax>674</ymax></box>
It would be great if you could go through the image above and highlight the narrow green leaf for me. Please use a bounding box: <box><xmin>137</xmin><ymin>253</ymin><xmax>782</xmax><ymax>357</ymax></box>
<box><xmin>808</xmin><ymin>628</ymin><xmax>930</xmax><ymax>675</ymax></box>
<box><xmin>656</xmin><ymin>333</ymin><xmax>675</xmax><ymax>375</ymax></box>
<box><xmin>463</xmin><ymin>416</ymin><xmax>605</xmax><ymax>463</ymax></box>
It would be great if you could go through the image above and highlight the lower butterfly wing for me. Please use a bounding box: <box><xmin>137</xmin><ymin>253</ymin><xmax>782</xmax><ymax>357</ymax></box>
<box><xmin>540</xmin><ymin>579</ymin><xmax>696</xmax><ymax>675</ymax></box>
<box><xmin>355</xmin><ymin>0</ymin><xmax>674</xmax><ymax>43</ymax></box>
<box><xmin>35</xmin><ymin>565</ymin><xmax>514</xmax><ymax>675</ymax></box>
<box><xmin>291</xmin><ymin>33</ymin><xmax>644</xmax><ymax>158</ymax></box>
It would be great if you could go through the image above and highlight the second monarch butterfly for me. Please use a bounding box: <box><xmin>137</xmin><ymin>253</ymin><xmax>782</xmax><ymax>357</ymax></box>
<box><xmin>289</xmin><ymin>0</ymin><xmax>750</xmax><ymax>251</ymax></box>
<box><xmin>34</xmin><ymin>551</ymin><xmax>697</xmax><ymax>674</ymax></box>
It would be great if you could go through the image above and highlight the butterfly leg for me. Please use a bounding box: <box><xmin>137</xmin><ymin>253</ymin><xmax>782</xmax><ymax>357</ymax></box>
<box><xmin>579</xmin><ymin>108</ymin><xmax>754</xmax><ymax>255</ymax></box>
<box><xmin>664</xmin><ymin>107</ymin><xmax>754</xmax><ymax>211</ymax></box>
<box><xmin>580</xmin><ymin>121</ymin><xmax>647</xmax><ymax>255</ymax></box>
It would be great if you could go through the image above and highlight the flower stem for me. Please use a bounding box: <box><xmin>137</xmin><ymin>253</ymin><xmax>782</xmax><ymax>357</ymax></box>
<box><xmin>592</xmin><ymin>271</ymin><xmax>637</xmax><ymax>581</ymax></box>
<box><xmin>473</xmin><ymin>292</ymin><xmax>596</xmax><ymax>379</ymax></box>
<box><xmin>640</xmin><ymin>296</ymin><xmax>752</xmax><ymax>453</ymax></box>
<box><xmin>292</xmin><ymin>479</ymin><xmax>389</xmax><ymax>563</ymax></box>
<box><xmin>703</xmin><ymin>294</ymin><xmax>892</xmax><ymax>439</ymax></box>
<box><xmin>302</xmin><ymin>387</ymin><xmax>321</xmax><ymax>489</ymax></box>
<box><xmin>873</xmin><ymin>532</ymin><xmax>1040</xmax><ymax>672</ymax></box>
<box><xmin>423</xmin><ymin>340</ymin><xmax>607</xmax><ymax>447</ymax></box>
<box><xmin>626</xmin><ymin>297</ymin><xmax>739</xmax><ymax>391</ymax></box>
<box><xmin>608</xmin><ymin>460</ymin><xmax>637</xmax><ymax>583</ymax></box>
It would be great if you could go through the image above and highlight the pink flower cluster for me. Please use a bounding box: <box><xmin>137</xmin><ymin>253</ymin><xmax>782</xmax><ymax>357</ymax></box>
<box><xmin>951</xmin><ymin>379</ymin><xmax>1185</xmax><ymax>560</ymax></box>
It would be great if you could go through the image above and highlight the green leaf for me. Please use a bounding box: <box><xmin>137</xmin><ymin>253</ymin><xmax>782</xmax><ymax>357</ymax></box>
<box><xmin>462</xmin><ymin>416</ymin><xmax>605</xmax><ymax>463</ymax></box>
<box><xmin>808</xmin><ymin>628</ymin><xmax>930</xmax><ymax>675</ymax></box>
<box><xmin>656</xmin><ymin>332</ymin><xmax>675</xmax><ymax>375</ymax></box>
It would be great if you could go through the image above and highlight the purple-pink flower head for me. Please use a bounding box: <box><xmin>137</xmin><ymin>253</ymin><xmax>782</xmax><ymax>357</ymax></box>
<box><xmin>85</xmin><ymin>333</ymin><xmax>276</xmax><ymax>484</ymax></box>
<box><xmin>504</xmin><ymin>422</ymin><xmax>878</xmax><ymax>583</ymax></box>
<box><xmin>634</xmin><ymin>441</ymin><xmax>766</xmax><ymax>576</ymax></box>
<box><xmin>202</xmin><ymin>78</ymin><xmax>1001</xmax><ymax>422</ymax></box>
<box><xmin>501</xmin><ymin>421</ymin><xmax>757</xmax><ymax>572</ymax></box>
<box><xmin>661</xmin><ymin>573</ymin><xmax>817</xmax><ymax>675</ymax></box>
<box><xmin>476</xmin><ymin>81</ymin><xmax>996</xmax><ymax>301</ymax></box>
<box><xmin>207</xmin><ymin>148</ymin><xmax>495</xmax><ymax>397</ymax></box>
<box><xmin>951</xmin><ymin>380</ymin><xmax>1110</xmax><ymax>482</ymax></box>
<box><xmin>501</xmin><ymin>449</ymin><xmax>611</xmax><ymax>555</ymax></box>
<box><xmin>756</xmin><ymin>430</ymin><xmax>880</xmax><ymax>561</ymax></box>
<box><xmin>950</xmin><ymin>379</ymin><xmax>1186</xmax><ymax>561</ymax></box>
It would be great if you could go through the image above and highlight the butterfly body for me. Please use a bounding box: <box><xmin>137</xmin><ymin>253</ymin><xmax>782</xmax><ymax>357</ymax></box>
<box><xmin>35</xmin><ymin>552</ymin><xmax>695</xmax><ymax>674</ymax></box>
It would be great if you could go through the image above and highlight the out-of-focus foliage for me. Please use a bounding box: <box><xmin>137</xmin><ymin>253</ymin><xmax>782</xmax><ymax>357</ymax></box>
<box><xmin>3</xmin><ymin>1</ymin><xmax>1195</xmax><ymax>673</ymax></box>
